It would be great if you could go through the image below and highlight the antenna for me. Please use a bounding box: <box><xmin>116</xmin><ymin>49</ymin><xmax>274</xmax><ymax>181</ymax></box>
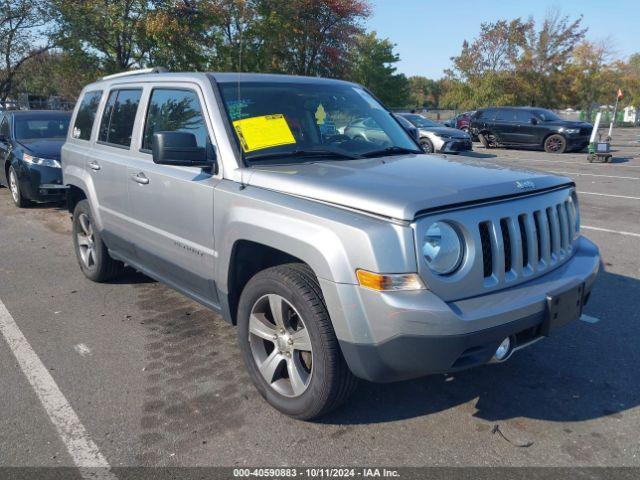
<box><xmin>237</xmin><ymin>2</ymin><xmax>245</xmax><ymax>114</ymax></box>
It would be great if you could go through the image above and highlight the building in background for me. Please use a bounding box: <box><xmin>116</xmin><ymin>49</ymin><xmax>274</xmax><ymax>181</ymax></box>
<box><xmin>623</xmin><ymin>106</ymin><xmax>638</xmax><ymax>124</ymax></box>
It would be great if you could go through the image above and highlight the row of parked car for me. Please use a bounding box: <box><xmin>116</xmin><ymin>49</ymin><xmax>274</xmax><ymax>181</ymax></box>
<box><xmin>394</xmin><ymin>106</ymin><xmax>593</xmax><ymax>156</ymax></box>
<box><xmin>0</xmin><ymin>103</ymin><xmax>594</xmax><ymax>210</ymax></box>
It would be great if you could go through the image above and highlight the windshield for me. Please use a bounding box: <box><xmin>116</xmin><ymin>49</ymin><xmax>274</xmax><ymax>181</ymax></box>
<box><xmin>533</xmin><ymin>109</ymin><xmax>561</xmax><ymax>122</ymax></box>
<box><xmin>14</xmin><ymin>115</ymin><xmax>70</xmax><ymax>140</ymax></box>
<box><xmin>401</xmin><ymin>114</ymin><xmax>442</xmax><ymax>128</ymax></box>
<box><xmin>218</xmin><ymin>81</ymin><xmax>420</xmax><ymax>164</ymax></box>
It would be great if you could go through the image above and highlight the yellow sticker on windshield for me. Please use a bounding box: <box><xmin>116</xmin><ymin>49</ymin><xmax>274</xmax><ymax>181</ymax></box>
<box><xmin>233</xmin><ymin>114</ymin><xmax>296</xmax><ymax>153</ymax></box>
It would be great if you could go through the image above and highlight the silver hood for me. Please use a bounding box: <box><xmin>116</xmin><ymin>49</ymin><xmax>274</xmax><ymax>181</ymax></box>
<box><xmin>241</xmin><ymin>154</ymin><xmax>572</xmax><ymax>221</ymax></box>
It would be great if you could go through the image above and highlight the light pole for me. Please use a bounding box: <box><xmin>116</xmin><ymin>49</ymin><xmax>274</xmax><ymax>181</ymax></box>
<box><xmin>607</xmin><ymin>88</ymin><xmax>623</xmax><ymax>139</ymax></box>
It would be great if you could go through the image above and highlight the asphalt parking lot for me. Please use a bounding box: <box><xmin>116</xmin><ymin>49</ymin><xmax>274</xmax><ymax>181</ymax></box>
<box><xmin>1</xmin><ymin>128</ymin><xmax>639</xmax><ymax>470</ymax></box>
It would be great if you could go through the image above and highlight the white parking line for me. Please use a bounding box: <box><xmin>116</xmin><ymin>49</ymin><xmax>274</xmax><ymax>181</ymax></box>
<box><xmin>582</xmin><ymin>226</ymin><xmax>640</xmax><ymax>238</ymax></box>
<box><xmin>549</xmin><ymin>171</ymin><xmax>639</xmax><ymax>180</ymax></box>
<box><xmin>579</xmin><ymin>191</ymin><xmax>640</xmax><ymax>200</ymax></box>
<box><xmin>0</xmin><ymin>298</ymin><xmax>116</xmax><ymax>479</ymax></box>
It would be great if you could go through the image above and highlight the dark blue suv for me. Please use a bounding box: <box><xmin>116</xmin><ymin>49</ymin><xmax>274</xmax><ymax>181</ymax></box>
<box><xmin>0</xmin><ymin>110</ymin><xmax>71</xmax><ymax>207</ymax></box>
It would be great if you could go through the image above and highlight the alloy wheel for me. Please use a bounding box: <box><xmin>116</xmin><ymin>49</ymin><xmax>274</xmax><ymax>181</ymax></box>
<box><xmin>546</xmin><ymin>137</ymin><xmax>562</xmax><ymax>152</ymax></box>
<box><xmin>9</xmin><ymin>169</ymin><xmax>19</xmax><ymax>204</ymax></box>
<box><xmin>76</xmin><ymin>213</ymin><xmax>97</xmax><ymax>268</ymax></box>
<box><xmin>248</xmin><ymin>294</ymin><xmax>313</xmax><ymax>397</ymax></box>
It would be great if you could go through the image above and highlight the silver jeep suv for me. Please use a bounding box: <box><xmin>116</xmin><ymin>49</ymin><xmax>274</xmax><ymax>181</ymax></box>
<box><xmin>62</xmin><ymin>70</ymin><xmax>600</xmax><ymax>419</ymax></box>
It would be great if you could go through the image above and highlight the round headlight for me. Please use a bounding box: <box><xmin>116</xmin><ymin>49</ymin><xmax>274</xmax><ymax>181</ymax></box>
<box><xmin>423</xmin><ymin>221</ymin><xmax>463</xmax><ymax>275</ymax></box>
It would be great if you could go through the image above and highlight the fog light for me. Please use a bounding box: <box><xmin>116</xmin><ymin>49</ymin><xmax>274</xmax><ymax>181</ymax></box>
<box><xmin>494</xmin><ymin>337</ymin><xmax>511</xmax><ymax>361</ymax></box>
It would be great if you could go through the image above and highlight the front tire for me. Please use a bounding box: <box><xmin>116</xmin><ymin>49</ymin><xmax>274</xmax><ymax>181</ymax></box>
<box><xmin>72</xmin><ymin>199</ymin><xmax>123</xmax><ymax>282</ymax></box>
<box><xmin>420</xmin><ymin>137</ymin><xmax>434</xmax><ymax>153</ymax></box>
<box><xmin>544</xmin><ymin>134</ymin><xmax>567</xmax><ymax>153</ymax></box>
<box><xmin>8</xmin><ymin>166</ymin><xmax>31</xmax><ymax>208</ymax></box>
<box><xmin>478</xmin><ymin>133</ymin><xmax>491</xmax><ymax>148</ymax></box>
<box><xmin>237</xmin><ymin>264</ymin><xmax>358</xmax><ymax>420</ymax></box>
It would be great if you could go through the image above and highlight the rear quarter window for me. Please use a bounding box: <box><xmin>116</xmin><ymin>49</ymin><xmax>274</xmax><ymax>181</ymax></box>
<box><xmin>98</xmin><ymin>89</ymin><xmax>142</xmax><ymax>147</ymax></box>
<box><xmin>72</xmin><ymin>91</ymin><xmax>103</xmax><ymax>140</ymax></box>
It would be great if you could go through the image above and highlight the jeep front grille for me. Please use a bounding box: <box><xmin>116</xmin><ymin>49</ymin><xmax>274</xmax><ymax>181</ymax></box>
<box><xmin>414</xmin><ymin>187</ymin><xmax>578</xmax><ymax>302</ymax></box>
<box><xmin>479</xmin><ymin>197</ymin><xmax>577</xmax><ymax>282</ymax></box>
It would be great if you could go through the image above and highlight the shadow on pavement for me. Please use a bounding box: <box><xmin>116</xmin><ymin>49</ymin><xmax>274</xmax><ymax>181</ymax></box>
<box><xmin>456</xmin><ymin>151</ymin><xmax>497</xmax><ymax>159</ymax></box>
<box><xmin>320</xmin><ymin>269</ymin><xmax>640</xmax><ymax>425</ymax></box>
<box><xmin>111</xmin><ymin>267</ymin><xmax>157</xmax><ymax>285</ymax></box>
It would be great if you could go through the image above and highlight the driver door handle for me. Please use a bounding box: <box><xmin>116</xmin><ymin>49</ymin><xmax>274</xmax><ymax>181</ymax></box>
<box><xmin>131</xmin><ymin>172</ymin><xmax>149</xmax><ymax>185</ymax></box>
<box><xmin>88</xmin><ymin>160</ymin><xmax>101</xmax><ymax>171</ymax></box>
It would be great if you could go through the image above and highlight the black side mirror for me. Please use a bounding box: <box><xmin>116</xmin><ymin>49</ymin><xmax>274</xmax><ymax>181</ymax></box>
<box><xmin>0</xmin><ymin>133</ymin><xmax>6</xmax><ymax>143</ymax></box>
<box><xmin>152</xmin><ymin>131</ymin><xmax>216</xmax><ymax>170</ymax></box>
<box><xmin>530</xmin><ymin>117</ymin><xmax>538</xmax><ymax>125</ymax></box>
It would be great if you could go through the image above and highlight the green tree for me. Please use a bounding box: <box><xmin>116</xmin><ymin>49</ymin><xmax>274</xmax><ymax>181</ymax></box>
<box><xmin>147</xmin><ymin>0</ymin><xmax>262</xmax><ymax>72</ymax></box>
<box><xmin>15</xmin><ymin>50</ymin><xmax>101</xmax><ymax>100</ymax></box>
<box><xmin>446</xmin><ymin>11</ymin><xmax>586</xmax><ymax>109</ymax></box>
<box><xmin>347</xmin><ymin>32</ymin><xmax>408</xmax><ymax>107</ymax></box>
<box><xmin>620</xmin><ymin>53</ymin><xmax>640</xmax><ymax>107</ymax></box>
<box><xmin>516</xmin><ymin>10</ymin><xmax>587</xmax><ymax>107</ymax></box>
<box><xmin>445</xmin><ymin>18</ymin><xmax>530</xmax><ymax>108</ymax></box>
<box><xmin>408</xmin><ymin>76</ymin><xmax>445</xmax><ymax>109</ymax></box>
<box><xmin>50</xmin><ymin>0</ymin><xmax>152</xmax><ymax>73</ymax></box>
<box><xmin>256</xmin><ymin>0</ymin><xmax>370</xmax><ymax>77</ymax></box>
<box><xmin>1</xmin><ymin>0</ymin><xmax>53</xmax><ymax>105</ymax></box>
<box><xmin>563</xmin><ymin>40</ymin><xmax>617</xmax><ymax>118</ymax></box>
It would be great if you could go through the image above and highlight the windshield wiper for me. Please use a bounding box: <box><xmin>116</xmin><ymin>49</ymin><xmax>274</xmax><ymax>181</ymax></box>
<box><xmin>247</xmin><ymin>148</ymin><xmax>362</xmax><ymax>162</ymax></box>
<box><xmin>361</xmin><ymin>146</ymin><xmax>422</xmax><ymax>158</ymax></box>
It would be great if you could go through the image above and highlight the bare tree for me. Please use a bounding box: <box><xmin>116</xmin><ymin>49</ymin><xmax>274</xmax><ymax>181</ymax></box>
<box><xmin>0</xmin><ymin>0</ymin><xmax>52</xmax><ymax>106</ymax></box>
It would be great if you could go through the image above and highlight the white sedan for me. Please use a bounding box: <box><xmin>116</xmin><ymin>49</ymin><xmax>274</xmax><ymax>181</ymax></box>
<box><xmin>396</xmin><ymin>113</ymin><xmax>472</xmax><ymax>154</ymax></box>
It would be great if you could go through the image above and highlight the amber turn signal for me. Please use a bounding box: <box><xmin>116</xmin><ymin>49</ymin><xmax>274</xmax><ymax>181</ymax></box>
<box><xmin>356</xmin><ymin>269</ymin><xmax>426</xmax><ymax>291</ymax></box>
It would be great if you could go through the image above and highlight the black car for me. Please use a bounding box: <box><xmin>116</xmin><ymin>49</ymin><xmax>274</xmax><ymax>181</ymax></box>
<box><xmin>469</xmin><ymin>107</ymin><xmax>592</xmax><ymax>153</ymax></box>
<box><xmin>0</xmin><ymin>110</ymin><xmax>71</xmax><ymax>207</ymax></box>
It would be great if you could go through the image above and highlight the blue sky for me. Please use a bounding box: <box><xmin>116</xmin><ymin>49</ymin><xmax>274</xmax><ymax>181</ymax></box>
<box><xmin>367</xmin><ymin>0</ymin><xmax>639</xmax><ymax>79</ymax></box>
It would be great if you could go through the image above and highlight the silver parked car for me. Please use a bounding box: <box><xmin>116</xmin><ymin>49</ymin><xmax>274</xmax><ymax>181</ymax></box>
<box><xmin>398</xmin><ymin>112</ymin><xmax>472</xmax><ymax>153</ymax></box>
<box><xmin>62</xmin><ymin>70</ymin><xmax>600</xmax><ymax>420</ymax></box>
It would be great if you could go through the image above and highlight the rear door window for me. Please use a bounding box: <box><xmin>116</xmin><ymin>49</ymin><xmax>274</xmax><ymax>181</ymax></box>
<box><xmin>514</xmin><ymin>110</ymin><xmax>533</xmax><ymax>123</ymax></box>
<box><xmin>73</xmin><ymin>91</ymin><xmax>103</xmax><ymax>140</ymax></box>
<box><xmin>142</xmin><ymin>88</ymin><xmax>209</xmax><ymax>151</ymax></box>
<box><xmin>98</xmin><ymin>89</ymin><xmax>142</xmax><ymax>147</ymax></box>
<box><xmin>494</xmin><ymin>109</ymin><xmax>515</xmax><ymax>122</ymax></box>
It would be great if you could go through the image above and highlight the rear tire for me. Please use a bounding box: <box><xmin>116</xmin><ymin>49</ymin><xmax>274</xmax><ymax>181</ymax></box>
<box><xmin>237</xmin><ymin>263</ymin><xmax>358</xmax><ymax>420</ymax></box>
<box><xmin>72</xmin><ymin>199</ymin><xmax>123</xmax><ymax>282</ymax></box>
<box><xmin>544</xmin><ymin>134</ymin><xmax>567</xmax><ymax>154</ymax></box>
<box><xmin>8</xmin><ymin>166</ymin><xmax>31</xmax><ymax>208</ymax></box>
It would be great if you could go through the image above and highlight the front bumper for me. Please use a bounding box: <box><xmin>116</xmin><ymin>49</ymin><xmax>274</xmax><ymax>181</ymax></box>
<box><xmin>440</xmin><ymin>138</ymin><xmax>473</xmax><ymax>153</ymax></box>
<box><xmin>323</xmin><ymin>236</ymin><xmax>599</xmax><ymax>383</ymax></box>
<box><xmin>17</xmin><ymin>163</ymin><xmax>67</xmax><ymax>202</ymax></box>
<box><xmin>566</xmin><ymin>136</ymin><xmax>590</xmax><ymax>151</ymax></box>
